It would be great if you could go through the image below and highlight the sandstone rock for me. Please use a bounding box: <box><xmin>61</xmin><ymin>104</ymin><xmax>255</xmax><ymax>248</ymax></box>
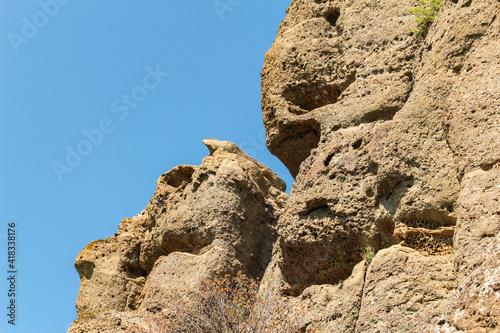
<box><xmin>262</xmin><ymin>0</ymin><xmax>418</xmax><ymax>178</ymax></box>
<box><xmin>69</xmin><ymin>0</ymin><xmax>500</xmax><ymax>332</ymax></box>
<box><xmin>74</xmin><ymin>213</ymin><xmax>148</xmax><ymax>314</ymax></box>
<box><xmin>446</xmin><ymin>233</ymin><xmax>500</xmax><ymax>332</ymax></box>
<box><xmin>393</xmin><ymin>225</ymin><xmax>455</xmax><ymax>256</ymax></box>
<box><xmin>68</xmin><ymin>139</ymin><xmax>287</xmax><ymax>332</ymax></box>
<box><xmin>300</xmin><ymin>261</ymin><xmax>367</xmax><ymax>333</ymax></box>
<box><xmin>445</xmin><ymin>8</ymin><xmax>500</xmax><ymax>284</ymax></box>
<box><xmin>261</xmin><ymin>249</ymin><xmax>367</xmax><ymax>333</ymax></box>
<box><xmin>139</xmin><ymin>239</ymin><xmax>242</xmax><ymax>312</ymax></box>
<box><xmin>261</xmin><ymin>0</ymin><xmax>498</xmax><ymax>298</ymax></box>
<box><xmin>67</xmin><ymin>310</ymin><xmax>150</xmax><ymax>333</ymax></box>
<box><xmin>139</xmin><ymin>138</ymin><xmax>287</xmax><ymax>278</ymax></box>
<box><xmin>355</xmin><ymin>246</ymin><xmax>456</xmax><ymax>333</ymax></box>
<box><xmin>276</xmin><ymin>121</ymin><xmax>396</xmax><ymax>295</ymax></box>
<box><xmin>445</xmin><ymin>0</ymin><xmax>500</xmax><ymax>177</ymax></box>
<box><xmin>453</xmin><ymin>168</ymin><xmax>500</xmax><ymax>283</ymax></box>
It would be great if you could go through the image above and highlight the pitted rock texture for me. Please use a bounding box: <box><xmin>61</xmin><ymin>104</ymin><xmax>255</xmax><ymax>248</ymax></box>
<box><xmin>260</xmin><ymin>0</ymin><xmax>499</xmax><ymax>331</ymax></box>
<box><xmin>445</xmin><ymin>5</ymin><xmax>500</xmax><ymax>178</ymax></box>
<box><xmin>453</xmin><ymin>167</ymin><xmax>500</xmax><ymax>281</ymax></box>
<box><xmin>446</xmin><ymin>233</ymin><xmax>500</xmax><ymax>332</ymax></box>
<box><xmin>69</xmin><ymin>0</ymin><xmax>500</xmax><ymax>332</ymax></box>
<box><xmin>138</xmin><ymin>239</ymin><xmax>242</xmax><ymax>312</ymax></box>
<box><xmin>261</xmin><ymin>0</ymin><xmax>499</xmax><ymax>301</ymax></box>
<box><xmin>68</xmin><ymin>139</ymin><xmax>287</xmax><ymax>332</ymax></box>
<box><xmin>393</xmin><ymin>225</ymin><xmax>454</xmax><ymax>256</ymax></box>
<box><xmin>355</xmin><ymin>246</ymin><xmax>456</xmax><ymax>333</ymax></box>
<box><xmin>139</xmin><ymin>138</ymin><xmax>287</xmax><ymax>277</ymax></box>
<box><xmin>74</xmin><ymin>214</ymin><xmax>148</xmax><ymax>314</ymax></box>
<box><xmin>262</xmin><ymin>0</ymin><xmax>418</xmax><ymax>178</ymax></box>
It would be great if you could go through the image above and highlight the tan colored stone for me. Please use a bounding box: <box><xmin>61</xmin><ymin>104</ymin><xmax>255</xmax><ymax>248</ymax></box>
<box><xmin>355</xmin><ymin>246</ymin><xmax>456</xmax><ymax>333</ymax></box>
<box><xmin>453</xmin><ymin>168</ymin><xmax>500</xmax><ymax>283</ymax></box>
<box><xmin>69</xmin><ymin>139</ymin><xmax>287</xmax><ymax>331</ymax></box>
<box><xmin>262</xmin><ymin>0</ymin><xmax>498</xmax><ymax>305</ymax></box>
<box><xmin>446</xmin><ymin>234</ymin><xmax>500</xmax><ymax>332</ymax></box>
<box><xmin>139</xmin><ymin>239</ymin><xmax>241</xmax><ymax>312</ymax></box>
<box><xmin>69</xmin><ymin>0</ymin><xmax>500</xmax><ymax>332</ymax></box>
<box><xmin>74</xmin><ymin>213</ymin><xmax>148</xmax><ymax>314</ymax></box>
<box><xmin>393</xmin><ymin>225</ymin><xmax>455</xmax><ymax>256</ymax></box>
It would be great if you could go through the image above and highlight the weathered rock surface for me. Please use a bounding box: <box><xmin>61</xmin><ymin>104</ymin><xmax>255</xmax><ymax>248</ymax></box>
<box><xmin>69</xmin><ymin>0</ymin><xmax>500</xmax><ymax>332</ymax></box>
<box><xmin>446</xmin><ymin>233</ymin><xmax>500</xmax><ymax>332</ymax></box>
<box><xmin>356</xmin><ymin>246</ymin><xmax>456</xmax><ymax>333</ymax></box>
<box><xmin>68</xmin><ymin>139</ymin><xmax>287</xmax><ymax>332</ymax></box>
<box><xmin>74</xmin><ymin>213</ymin><xmax>148</xmax><ymax>314</ymax></box>
<box><xmin>260</xmin><ymin>0</ymin><xmax>499</xmax><ymax>331</ymax></box>
<box><xmin>453</xmin><ymin>168</ymin><xmax>500</xmax><ymax>283</ymax></box>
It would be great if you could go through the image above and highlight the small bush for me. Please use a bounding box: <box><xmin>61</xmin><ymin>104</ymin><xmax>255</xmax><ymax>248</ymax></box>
<box><xmin>363</xmin><ymin>247</ymin><xmax>375</xmax><ymax>263</ymax></box>
<box><xmin>77</xmin><ymin>310</ymin><xmax>97</xmax><ymax>321</ymax></box>
<box><xmin>126</xmin><ymin>272</ymin><xmax>303</xmax><ymax>333</ymax></box>
<box><xmin>409</xmin><ymin>0</ymin><xmax>442</xmax><ymax>37</ymax></box>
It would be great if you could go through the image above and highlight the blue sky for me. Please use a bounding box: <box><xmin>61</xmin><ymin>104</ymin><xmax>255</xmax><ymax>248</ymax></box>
<box><xmin>0</xmin><ymin>1</ymin><xmax>292</xmax><ymax>332</ymax></box>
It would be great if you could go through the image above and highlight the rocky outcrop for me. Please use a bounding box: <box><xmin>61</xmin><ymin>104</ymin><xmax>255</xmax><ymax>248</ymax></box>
<box><xmin>260</xmin><ymin>0</ymin><xmax>499</xmax><ymax>331</ymax></box>
<box><xmin>68</xmin><ymin>139</ymin><xmax>287</xmax><ymax>332</ymax></box>
<box><xmin>356</xmin><ymin>246</ymin><xmax>456</xmax><ymax>332</ymax></box>
<box><xmin>446</xmin><ymin>233</ymin><xmax>500</xmax><ymax>331</ymax></box>
<box><xmin>74</xmin><ymin>211</ymin><xmax>148</xmax><ymax>314</ymax></box>
<box><xmin>69</xmin><ymin>0</ymin><xmax>499</xmax><ymax>332</ymax></box>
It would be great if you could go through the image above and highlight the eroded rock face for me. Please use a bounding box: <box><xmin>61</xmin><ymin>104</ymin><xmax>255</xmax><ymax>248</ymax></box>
<box><xmin>69</xmin><ymin>0</ymin><xmax>500</xmax><ymax>332</ymax></box>
<box><xmin>356</xmin><ymin>246</ymin><xmax>456</xmax><ymax>333</ymax></box>
<box><xmin>139</xmin><ymin>138</ymin><xmax>287</xmax><ymax>279</ymax></box>
<box><xmin>453</xmin><ymin>168</ymin><xmax>500</xmax><ymax>283</ymax></box>
<box><xmin>260</xmin><ymin>0</ymin><xmax>500</xmax><ymax>331</ymax></box>
<box><xmin>262</xmin><ymin>0</ymin><xmax>498</xmax><ymax>296</ymax></box>
<box><xmin>69</xmin><ymin>139</ymin><xmax>287</xmax><ymax>332</ymax></box>
<box><xmin>262</xmin><ymin>0</ymin><xmax>418</xmax><ymax>178</ymax></box>
<box><xmin>74</xmin><ymin>213</ymin><xmax>148</xmax><ymax>314</ymax></box>
<box><xmin>446</xmin><ymin>233</ymin><xmax>500</xmax><ymax>332</ymax></box>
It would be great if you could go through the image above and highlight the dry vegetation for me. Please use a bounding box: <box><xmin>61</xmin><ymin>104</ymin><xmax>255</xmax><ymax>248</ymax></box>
<box><xmin>126</xmin><ymin>272</ymin><xmax>304</xmax><ymax>333</ymax></box>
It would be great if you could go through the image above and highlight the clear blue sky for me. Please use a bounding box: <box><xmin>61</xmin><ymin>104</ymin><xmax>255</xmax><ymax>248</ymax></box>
<box><xmin>0</xmin><ymin>1</ymin><xmax>292</xmax><ymax>332</ymax></box>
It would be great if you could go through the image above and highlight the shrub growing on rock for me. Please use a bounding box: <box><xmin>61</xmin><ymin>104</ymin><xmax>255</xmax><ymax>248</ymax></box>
<box><xmin>409</xmin><ymin>0</ymin><xmax>442</xmax><ymax>36</ymax></box>
<box><xmin>126</xmin><ymin>272</ymin><xmax>304</xmax><ymax>333</ymax></box>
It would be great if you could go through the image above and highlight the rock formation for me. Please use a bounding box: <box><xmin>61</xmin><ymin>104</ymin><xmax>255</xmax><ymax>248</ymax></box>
<box><xmin>68</xmin><ymin>0</ymin><xmax>499</xmax><ymax>332</ymax></box>
<box><xmin>68</xmin><ymin>139</ymin><xmax>287</xmax><ymax>332</ymax></box>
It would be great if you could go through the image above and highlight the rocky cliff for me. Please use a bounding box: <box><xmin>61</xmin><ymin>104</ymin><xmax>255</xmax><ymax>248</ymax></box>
<box><xmin>68</xmin><ymin>0</ymin><xmax>500</xmax><ymax>332</ymax></box>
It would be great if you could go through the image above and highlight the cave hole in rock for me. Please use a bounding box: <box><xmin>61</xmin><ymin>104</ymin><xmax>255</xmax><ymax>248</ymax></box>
<box><xmin>283</xmin><ymin>83</ymin><xmax>342</xmax><ymax>112</ymax></box>
<box><xmin>324</xmin><ymin>153</ymin><xmax>335</xmax><ymax>167</ymax></box>
<box><xmin>361</xmin><ymin>105</ymin><xmax>402</xmax><ymax>123</ymax></box>
<box><xmin>123</xmin><ymin>262</ymin><xmax>147</xmax><ymax>279</ymax></box>
<box><xmin>395</xmin><ymin>214</ymin><xmax>455</xmax><ymax>256</ymax></box>
<box><xmin>324</xmin><ymin>8</ymin><xmax>340</xmax><ymax>27</ymax></box>
<box><xmin>163</xmin><ymin>165</ymin><xmax>195</xmax><ymax>188</ymax></box>
<box><xmin>351</xmin><ymin>138</ymin><xmax>363</xmax><ymax>150</ymax></box>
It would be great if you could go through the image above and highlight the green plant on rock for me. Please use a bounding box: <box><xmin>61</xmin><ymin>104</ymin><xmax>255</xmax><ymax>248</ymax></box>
<box><xmin>363</xmin><ymin>246</ymin><xmax>375</xmax><ymax>264</ymax></box>
<box><xmin>408</xmin><ymin>0</ymin><xmax>442</xmax><ymax>37</ymax></box>
<box><xmin>76</xmin><ymin>310</ymin><xmax>97</xmax><ymax>322</ymax></box>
